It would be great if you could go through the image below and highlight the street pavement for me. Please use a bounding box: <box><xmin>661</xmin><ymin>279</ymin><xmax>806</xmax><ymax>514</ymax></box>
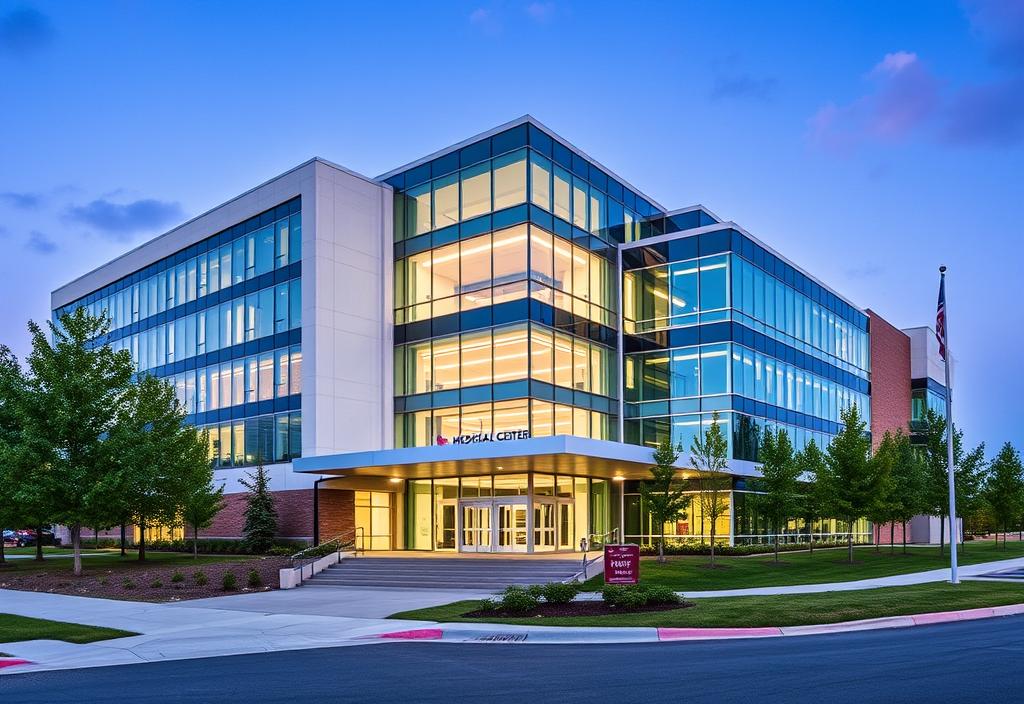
<box><xmin>4</xmin><ymin>614</ymin><xmax>1024</xmax><ymax>703</ymax></box>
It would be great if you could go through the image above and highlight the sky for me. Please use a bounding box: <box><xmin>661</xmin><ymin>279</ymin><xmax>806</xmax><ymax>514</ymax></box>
<box><xmin>0</xmin><ymin>0</ymin><xmax>1021</xmax><ymax>451</ymax></box>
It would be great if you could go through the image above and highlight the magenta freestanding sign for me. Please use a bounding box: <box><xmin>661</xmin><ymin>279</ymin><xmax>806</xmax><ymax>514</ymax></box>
<box><xmin>604</xmin><ymin>544</ymin><xmax>640</xmax><ymax>584</ymax></box>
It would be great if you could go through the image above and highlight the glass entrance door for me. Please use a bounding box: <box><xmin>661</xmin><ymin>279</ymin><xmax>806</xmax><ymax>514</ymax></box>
<box><xmin>496</xmin><ymin>502</ymin><xmax>529</xmax><ymax>552</ymax></box>
<box><xmin>460</xmin><ymin>503</ymin><xmax>492</xmax><ymax>552</ymax></box>
<box><xmin>533</xmin><ymin>501</ymin><xmax>556</xmax><ymax>552</ymax></box>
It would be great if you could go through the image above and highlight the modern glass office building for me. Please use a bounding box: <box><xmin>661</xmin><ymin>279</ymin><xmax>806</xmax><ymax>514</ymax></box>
<box><xmin>52</xmin><ymin>116</ymin><xmax>925</xmax><ymax>551</ymax></box>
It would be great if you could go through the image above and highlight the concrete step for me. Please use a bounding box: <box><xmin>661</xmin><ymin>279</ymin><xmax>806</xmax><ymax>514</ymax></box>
<box><xmin>306</xmin><ymin>554</ymin><xmax>582</xmax><ymax>589</ymax></box>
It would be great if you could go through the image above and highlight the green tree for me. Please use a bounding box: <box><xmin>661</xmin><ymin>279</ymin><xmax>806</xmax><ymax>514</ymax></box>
<box><xmin>690</xmin><ymin>412</ymin><xmax>730</xmax><ymax>567</ymax></box>
<box><xmin>917</xmin><ymin>409</ymin><xmax>984</xmax><ymax>556</ymax></box>
<box><xmin>955</xmin><ymin>443</ymin><xmax>987</xmax><ymax>553</ymax></box>
<box><xmin>794</xmin><ymin>439</ymin><xmax>827</xmax><ymax>555</ymax></box>
<box><xmin>754</xmin><ymin>428</ymin><xmax>800</xmax><ymax>563</ymax></box>
<box><xmin>19</xmin><ymin>309</ymin><xmax>134</xmax><ymax>576</ymax></box>
<box><xmin>887</xmin><ymin>430</ymin><xmax>928</xmax><ymax>554</ymax></box>
<box><xmin>819</xmin><ymin>405</ymin><xmax>878</xmax><ymax>564</ymax></box>
<box><xmin>0</xmin><ymin>347</ymin><xmax>28</xmax><ymax>566</ymax></box>
<box><xmin>867</xmin><ymin>432</ymin><xmax>898</xmax><ymax>553</ymax></box>
<box><xmin>106</xmin><ymin>374</ymin><xmax>212</xmax><ymax>561</ymax></box>
<box><xmin>181</xmin><ymin>434</ymin><xmax>224</xmax><ymax>558</ymax></box>
<box><xmin>639</xmin><ymin>437</ymin><xmax>689</xmax><ymax>563</ymax></box>
<box><xmin>978</xmin><ymin>442</ymin><xmax>1019</xmax><ymax>548</ymax></box>
<box><xmin>239</xmin><ymin>461</ymin><xmax>278</xmax><ymax>553</ymax></box>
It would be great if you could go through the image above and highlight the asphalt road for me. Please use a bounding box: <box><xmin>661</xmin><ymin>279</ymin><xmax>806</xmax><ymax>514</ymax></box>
<box><xmin>4</xmin><ymin>615</ymin><xmax>1024</xmax><ymax>703</ymax></box>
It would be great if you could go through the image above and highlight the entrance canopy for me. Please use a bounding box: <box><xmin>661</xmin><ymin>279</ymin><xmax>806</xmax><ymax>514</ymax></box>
<box><xmin>294</xmin><ymin>435</ymin><xmax>710</xmax><ymax>480</ymax></box>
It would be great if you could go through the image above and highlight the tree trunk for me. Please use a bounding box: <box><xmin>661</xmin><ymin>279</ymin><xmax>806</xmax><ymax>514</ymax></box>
<box><xmin>193</xmin><ymin>524</ymin><xmax>199</xmax><ymax>558</ymax></box>
<box><xmin>71</xmin><ymin>524</ymin><xmax>82</xmax><ymax>576</ymax></box>
<box><xmin>709</xmin><ymin>516</ymin><xmax>716</xmax><ymax>567</ymax></box>
<box><xmin>94</xmin><ymin>528</ymin><xmax>99</xmax><ymax>548</ymax></box>
<box><xmin>774</xmin><ymin>522</ymin><xmax>780</xmax><ymax>563</ymax></box>
<box><xmin>890</xmin><ymin>522</ymin><xmax>895</xmax><ymax>555</ymax></box>
<box><xmin>902</xmin><ymin>520</ymin><xmax>908</xmax><ymax>555</ymax></box>
<box><xmin>939</xmin><ymin>514</ymin><xmax>945</xmax><ymax>557</ymax></box>
<box><xmin>847</xmin><ymin>520</ymin><xmax>854</xmax><ymax>563</ymax></box>
<box><xmin>0</xmin><ymin>535</ymin><xmax>5</xmax><ymax>565</ymax></box>
<box><xmin>808</xmin><ymin>520</ymin><xmax>814</xmax><ymax>556</ymax></box>
<box><xmin>35</xmin><ymin>525</ymin><xmax>44</xmax><ymax>561</ymax></box>
<box><xmin>138</xmin><ymin>521</ymin><xmax>146</xmax><ymax>561</ymax></box>
<box><xmin>120</xmin><ymin>523</ymin><xmax>126</xmax><ymax>556</ymax></box>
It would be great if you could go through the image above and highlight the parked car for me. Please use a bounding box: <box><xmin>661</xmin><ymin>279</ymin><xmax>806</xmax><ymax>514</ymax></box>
<box><xmin>7</xmin><ymin>528</ymin><xmax>58</xmax><ymax>547</ymax></box>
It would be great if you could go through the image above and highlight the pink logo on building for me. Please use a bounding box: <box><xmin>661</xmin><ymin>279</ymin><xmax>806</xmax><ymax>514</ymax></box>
<box><xmin>435</xmin><ymin>435</ymin><xmax>448</xmax><ymax>446</ymax></box>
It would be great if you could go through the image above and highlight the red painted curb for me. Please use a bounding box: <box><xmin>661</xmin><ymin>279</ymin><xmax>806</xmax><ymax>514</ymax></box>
<box><xmin>375</xmin><ymin>628</ymin><xmax>444</xmax><ymax>640</ymax></box>
<box><xmin>0</xmin><ymin>659</ymin><xmax>33</xmax><ymax>670</ymax></box>
<box><xmin>658</xmin><ymin>627</ymin><xmax>781</xmax><ymax>640</ymax></box>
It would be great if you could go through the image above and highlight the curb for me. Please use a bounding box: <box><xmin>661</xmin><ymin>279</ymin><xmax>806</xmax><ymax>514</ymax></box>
<box><xmin>369</xmin><ymin>603</ymin><xmax>1024</xmax><ymax>645</ymax></box>
<box><xmin>0</xmin><ymin>659</ymin><xmax>33</xmax><ymax>670</ymax></box>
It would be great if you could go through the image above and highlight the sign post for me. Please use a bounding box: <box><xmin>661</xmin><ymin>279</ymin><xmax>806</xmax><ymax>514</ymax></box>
<box><xmin>604</xmin><ymin>544</ymin><xmax>639</xmax><ymax>585</ymax></box>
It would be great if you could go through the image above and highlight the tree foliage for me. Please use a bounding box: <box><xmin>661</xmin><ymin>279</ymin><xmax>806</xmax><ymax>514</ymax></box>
<box><xmin>985</xmin><ymin>443</ymin><xmax>1024</xmax><ymax>549</ymax></box>
<box><xmin>794</xmin><ymin>439</ymin><xmax>827</xmax><ymax>555</ymax></box>
<box><xmin>639</xmin><ymin>437</ymin><xmax>688</xmax><ymax>563</ymax></box>
<box><xmin>819</xmin><ymin>405</ymin><xmax>878</xmax><ymax>563</ymax></box>
<box><xmin>754</xmin><ymin>428</ymin><xmax>800</xmax><ymax>563</ymax></box>
<box><xmin>240</xmin><ymin>461</ymin><xmax>278</xmax><ymax>554</ymax></box>
<box><xmin>690</xmin><ymin>412</ymin><xmax>730</xmax><ymax>567</ymax></box>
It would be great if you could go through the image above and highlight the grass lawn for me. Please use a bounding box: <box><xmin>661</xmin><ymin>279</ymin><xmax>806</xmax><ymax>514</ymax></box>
<box><xmin>0</xmin><ymin>550</ymin><xmax>258</xmax><ymax>575</ymax></box>
<box><xmin>579</xmin><ymin>540</ymin><xmax>1024</xmax><ymax>592</ymax></box>
<box><xmin>390</xmin><ymin>580</ymin><xmax>1024</xmax><ymax>628</ymax></box>
<box><xmin>0</xmin><ymin>614</ymin><xmax>136</xmax><ymax>644</ymax></box>
<box><xmin>3</xmin><ymin>547</ymin><xmax>104</xmax><ymax>556</ymax></box>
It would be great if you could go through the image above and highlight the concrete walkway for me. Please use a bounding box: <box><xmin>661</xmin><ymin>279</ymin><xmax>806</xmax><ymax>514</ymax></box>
<box><xmin>0</xmin><ymin>588</ymin><xmax>455</xmax><ymax>673</ymax></box>
<box><xmin>5</xmin><ymin>555</ymin><xmax>1024</xmax><ymax>674</ymax></box>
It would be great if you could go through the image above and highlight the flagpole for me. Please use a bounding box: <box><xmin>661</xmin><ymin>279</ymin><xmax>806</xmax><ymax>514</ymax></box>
<box><xmin>940</xmin><ymin>266</ymin><xmax>958</xmax><ymax>585</ymax></box>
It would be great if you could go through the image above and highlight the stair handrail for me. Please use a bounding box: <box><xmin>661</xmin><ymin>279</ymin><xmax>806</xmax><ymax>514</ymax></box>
<box><xmin>289</xmin><ymin>527</ymin><xmax>364</xmax><ymax>584</ymax></box>
<box><xmin>566</xmin><ymin>529</ymin><xmax>618</xmax><ymax>583</ymax></box>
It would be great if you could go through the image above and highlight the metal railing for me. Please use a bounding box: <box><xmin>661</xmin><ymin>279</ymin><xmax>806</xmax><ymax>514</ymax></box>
<box><xmin>289</xmin><ymin>527</ymin><xmax>364</xmax><ymax>585</ymax></box>
<box><xmin>566</xmin><ymin>529</ymin><xmax>619</xmax><ymax>584</ymax></box>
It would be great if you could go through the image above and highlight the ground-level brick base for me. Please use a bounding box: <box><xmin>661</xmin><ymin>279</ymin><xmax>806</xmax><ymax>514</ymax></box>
<box><xmin>874</xmin><ymin>521</ymin><xmax>912</xmax><ymax>545</ymax></box>
<box><xmin>200</xmin><ymin>488</ymin><xmax>354</xmax><ymax>543</ymax></box>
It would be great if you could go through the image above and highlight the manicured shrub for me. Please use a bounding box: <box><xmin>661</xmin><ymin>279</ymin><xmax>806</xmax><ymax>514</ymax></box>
<box><xmin>170</xmin><ymin>571</ymin><xmax>184</xmax><ymax>583</ymax></box>
<box><xmin>526</xmin><ymin>584</ymin><xmax>545</xmax><ymax>599</ymax></box>
<box><xmin>221</xmin><ymin>572</ymin><xmax>237</xmax><ymax>591</ymax></box>
<box><xmin>496</xmin><ymin>585</ymin><xmax>539</xmax><ymax>613</ymax></box>
<box><xmin>150</xmin><ymin>579</ymin><xmax>163</xmax><ymax>588</ymax></box>
<box><xmin>601</xmin><ymin>584</ymin><xmax>682</xmax><ymax>608</ymax></box>
<box><xmin>122</xmin><ymin>578</ymin><xmax>136</xmax><ymax>590</ymax></box>
<box><xmin>246</xmin><ymin>569</ymin><xmax>262</xmax><ymax>588</ymax></box>
<box><xmin>193</xmin><ymin>570</ymin><xmax>208</xmax><ymax>586</ymax></box>
<box><xmin>644</xmin><ymin>585</ymin><xmax>682</xmax><ymax>605</ymax></box>
<box><xmin>540</xmin><ymin>582</ymin><xmax>580</xmax><ymax>605</ymax></box>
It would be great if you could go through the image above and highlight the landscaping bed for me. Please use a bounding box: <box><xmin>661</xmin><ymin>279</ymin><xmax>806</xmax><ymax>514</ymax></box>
<box><xmin>391</xmin><ymin>581</ymin><xmax>1024</xmax><ymax>628</ymax></box>
<box><xmin>465</xmin><ymin>600</ymin><xmax>694</xmax><ymax>619</ymax></box>
<box><xmin>0</xmin><ymin>552</ymin><xmax>288</xmax><ymax>602</ymax></box>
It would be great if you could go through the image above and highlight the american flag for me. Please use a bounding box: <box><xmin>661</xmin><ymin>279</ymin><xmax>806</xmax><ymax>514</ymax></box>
<box><xmin>936</xmin><ymin>275</ymin><xmax>946</xmax><ymax>360</ymax></box>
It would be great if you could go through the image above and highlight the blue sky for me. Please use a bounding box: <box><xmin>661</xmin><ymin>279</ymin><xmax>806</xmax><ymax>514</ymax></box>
<box><xmin>0</xmin><ymin>0</ymin><xmax>1021</xmax><ymax>450</ymax></box>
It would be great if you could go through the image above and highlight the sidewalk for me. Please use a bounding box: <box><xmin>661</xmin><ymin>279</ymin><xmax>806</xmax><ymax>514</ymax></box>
<box><xmin>0</xmin><ymin>586</ymin><xmax>487</xmax><ymax>673</ymax></box>
<box><xmin>4</xmin><ymin>555</ymin><xmax>1024</xmax><ymax>675</ymax></box>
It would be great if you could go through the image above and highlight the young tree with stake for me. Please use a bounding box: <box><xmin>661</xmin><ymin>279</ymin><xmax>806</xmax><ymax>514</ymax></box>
<box><xmin>754</xmin><ymin>427</ymin><xmax>801</xmax><ymax>563</ymax></box>
<box><xmin>639</xmin><ymin>437</ymin><xmax>689</xmax><ymax>563</ymax></box>
<box><xmin>691</xmin><ymin>412</ymin><xmax>730</xmax><ymax>567</ymax></box>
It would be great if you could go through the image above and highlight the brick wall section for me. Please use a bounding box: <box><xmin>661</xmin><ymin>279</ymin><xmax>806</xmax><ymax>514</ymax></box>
<box><xmin>867</xmin><ymin>310</ymin><xmax>913</xmax><ymax>544</ymax></box>
<box><xmin>867</xmin><ymin>309</ymin><xmax>912</xmax><ymax>449</ymax></box>
<box><xmin>199</xmin><ymin>487</ymin><xmax>354</xmax><ymax>542</ymax></box>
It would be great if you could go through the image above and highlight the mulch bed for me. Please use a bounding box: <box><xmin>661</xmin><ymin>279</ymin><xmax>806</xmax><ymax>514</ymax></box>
<box><xmin>0</xmin><ymin>556</ymin><xmax>289</xmax><ymax>602</ymax></box>
<box><xmin>464</xmin><ymin>601</ymin><xmax>695</xmax><ymax>618</ymax></box>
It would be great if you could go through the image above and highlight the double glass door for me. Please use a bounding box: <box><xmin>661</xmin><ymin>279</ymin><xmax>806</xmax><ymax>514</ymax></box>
<box><xmin>459</xmin><ymin>500</ymin><xmax>528</xmax><ymax>553</ymax></box>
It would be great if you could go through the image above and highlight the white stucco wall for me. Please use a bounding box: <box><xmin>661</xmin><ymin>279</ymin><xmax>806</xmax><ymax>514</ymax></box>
<box><xmin>302</xmin><ymin>160</ymin><xmax>393</xmax><ymax>458</ymax></box>
<box><xmin>50</xmin><ymin>158</ymin><xmax>394</xmax><ymax>495</ymax></box>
